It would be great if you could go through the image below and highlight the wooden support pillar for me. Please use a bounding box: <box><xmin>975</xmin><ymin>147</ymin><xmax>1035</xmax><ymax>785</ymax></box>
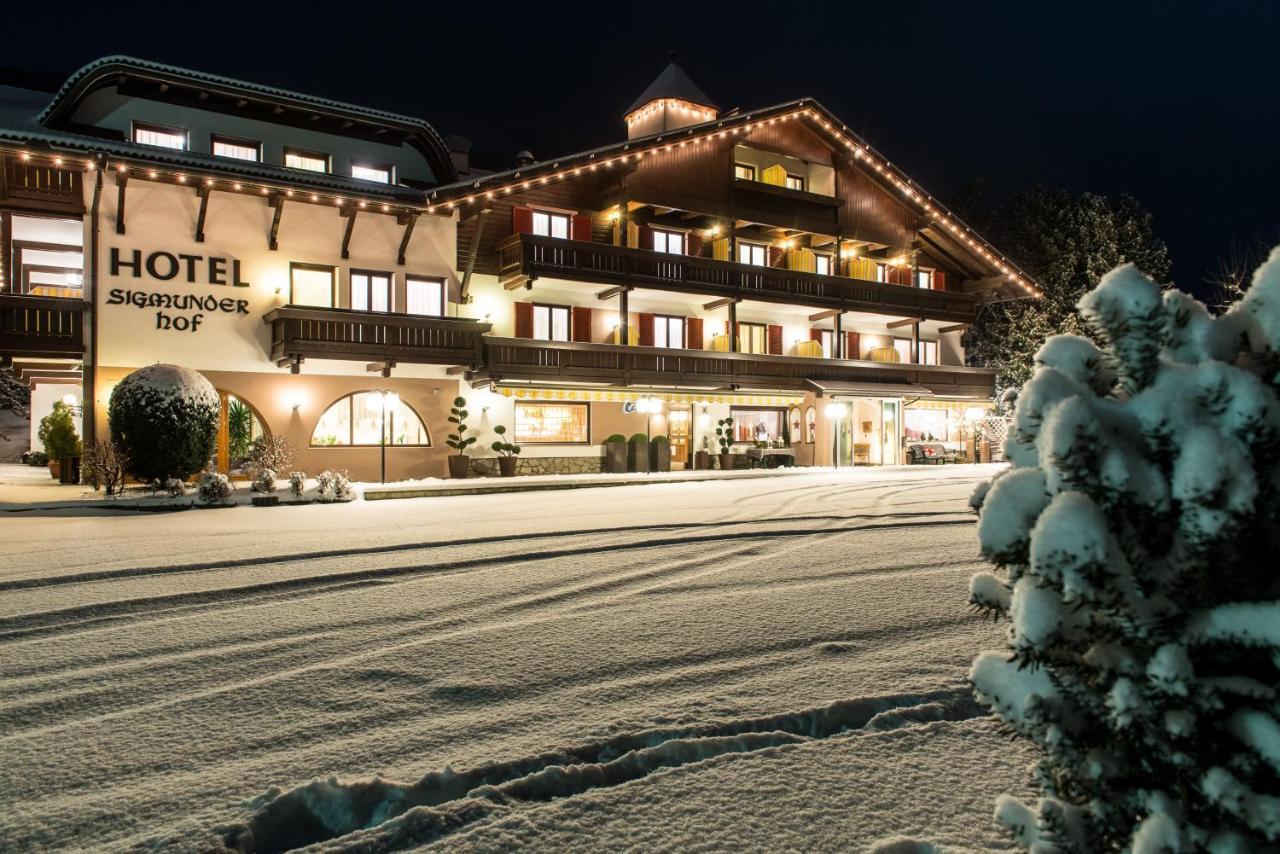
<box><xmin>617</xmin><ymin>193</ymin><xmax>630</xmax><ymax>247</ymax></box>
<box><xmin>195</xmin><ymin>184</ymin><xmax>211</xmax><ymax>243</ymax></box>
<box><xmin>268</xmin><ymin>194</ymin><xmax>284</xmax><ymax>251</ymax></box>
<box><xmin>728</xmin><ymin>218</ymin><xmax>737</xmax><ymax>261</ymax></box>
<box><xmin>397</xmin><ymin>211</ymin><xmax>418</xmax><ymax>265</ymax></box>
<box><xmin>340</xmin><ymin>207</ymin><xmax>357</xmax><ymax>260</ymax></box>
<box><xmin>618</xmin><ymin>287</ymin><xmax>629</xmax><ymax>344</ymax></box>
<box><xmin>728</xmin><ymin>301</ymin><xmax>738</xmax><ymax>352</ymax></box>
<box><xmin>834</xmin><ymin>312</ymin><xmax>843</xmax><ymax>358</ymax></box>
<box><xmin>114</xmin><ymin>171</ymin><xmax>128</xmax><ymax>235</ymax></box>
<box><xmin>911</xmin><ymin>321</ymin><xmax>921</xmax><ymax>364</ymax></box>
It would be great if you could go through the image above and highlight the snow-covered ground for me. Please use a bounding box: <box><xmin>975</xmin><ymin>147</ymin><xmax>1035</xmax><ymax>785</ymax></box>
<box><xmin>0</xmin><ymin>464</ymin><xmax>1033</xmax><ymax>852</ymax></box>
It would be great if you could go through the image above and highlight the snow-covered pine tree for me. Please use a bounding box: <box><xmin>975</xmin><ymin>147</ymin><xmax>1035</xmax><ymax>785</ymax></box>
<box><xmin>968</xmin><ymin>247</ymin><xmax>1280</xmax><ymax>851</ymax></box>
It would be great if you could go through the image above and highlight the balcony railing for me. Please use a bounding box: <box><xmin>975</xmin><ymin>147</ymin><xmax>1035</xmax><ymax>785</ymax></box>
<box><xmin>472</xmin><ymin>337</ymin><xmax>996</xmax><ymax>399</ymax></box>
<box><xmin>0</xmin><ymin>155</ymin><xmax>85</xmax><ymax>214</ymax></box>
<box><xmin>264</xmin><ymin>305</ymin><xmax>492</xmax><ymax>370</ymax></box>
<box><xmin>0</xmin><ymin>294</ymin><xmax>85</xmax><ymax>359</ymax></box>
<box><xmin>498</xmin><ymin>233</ymin><xmax>980</xmax><ymax>323</ymax></box>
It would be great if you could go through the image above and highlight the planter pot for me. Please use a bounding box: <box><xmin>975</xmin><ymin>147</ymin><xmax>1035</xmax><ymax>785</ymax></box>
<box><xmin>694</xmin><ymin>450</ymin><xmax>710</xmax><ymax>470</ymax></box>
<box><xmin>447</xmin><ymin>455</ymin><xmax>471</xmax><ymax>479</ymax></box>
<box><xmin>251</xmin><ymin>494</ymin><xmax>280</xmax><ymax>507</ymax></box>
<box><xmin>58</xmin><ymin>457</ymin><xmax>80</xmax><ymax>484</ymax></box>
<box><xmin>602</xmin><ymin>442</ymin><xmax>628</xmax><ymax>474</ymax></box>
<box><xmin>649</xmin><ymin>442</ymin><xmax>671</xmax><ymax>473</ymax></box>
<box><xmin>718</xmin><ymin>453</ymin><xmax>735</xmax><ymax>471</ymax></box>
<box><xmin>628</xmin><ymin>440</ymin><xmax>650</xmax><ymax>473</ymax></box>
<box><xmin>48</xmin><ymin>459</ymin><xmax>60</xmax><ymax>480</ymax></box>
<box><xmin>497</xmin><ymin>457</ymin><xmax>518</xmax><ymax>477</ymax></box>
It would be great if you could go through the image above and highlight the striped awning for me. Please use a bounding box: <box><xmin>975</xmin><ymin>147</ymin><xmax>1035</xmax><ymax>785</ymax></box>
<box><xmin>494</xmin><ymin>385</ymin><xmax>804</xmax><ymax>406</ymax></box>
<box><xmin>905</xmin><ymin>399</ymin><xmax>996</xmax><ymax>412</ymax></box>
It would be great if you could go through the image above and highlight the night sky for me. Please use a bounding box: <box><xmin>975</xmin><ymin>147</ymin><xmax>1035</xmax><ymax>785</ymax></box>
<box><xmin>4</xmin><ymin>1</ymin><xmax>1277</xmax><ymax>294</ymax></box>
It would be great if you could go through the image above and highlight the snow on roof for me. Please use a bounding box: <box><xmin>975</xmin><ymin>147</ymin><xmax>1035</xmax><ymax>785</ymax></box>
<box><xmin>626</xmin><ymin>59</ymin><xmax>719</xmax><ymax>116</ymax></box>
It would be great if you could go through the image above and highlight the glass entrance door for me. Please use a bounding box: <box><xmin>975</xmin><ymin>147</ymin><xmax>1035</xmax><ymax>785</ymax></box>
<box><xmin>668</xmin><ymin>405</ymin><xmax>690</xmax><ymax>468</ymax></box>
<box><xmin>881</xmin><ymin>400</ymin><xmax>900</xmax><ymax>465</ymax></box>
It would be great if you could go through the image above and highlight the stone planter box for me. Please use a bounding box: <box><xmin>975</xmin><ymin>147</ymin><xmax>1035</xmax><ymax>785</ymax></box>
<box><xmin>251</xmin><ymin>494</ymin><xmax>280</xmax><ymax>507</ymax></box>
<box><xmin>649</xmin><ymin>441</ymin><xmax>671</xmax><ymax>472</ymax></box>
<box><xmin>603</xmin><ymin>441</ymin><xmax>628</xmax><ymax>474</ymax></box>
<box><xmin>628</xmin><ymin>439</ymin><xmax>650</xmax><ymax>473</ymax></box>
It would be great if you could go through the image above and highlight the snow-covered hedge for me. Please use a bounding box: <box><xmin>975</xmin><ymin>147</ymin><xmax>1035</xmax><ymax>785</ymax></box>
<box><xmin>969</xmin><ymin>248</ymin><xmax>1280</xmax><ymax>850</ymax></box>
<box><xmin>108</xmin><ymin>364</ymin><xmax>220</xmax><ymax>483</ymax></box>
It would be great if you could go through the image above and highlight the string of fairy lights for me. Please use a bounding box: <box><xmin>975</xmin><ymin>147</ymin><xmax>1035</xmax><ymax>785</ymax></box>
<box><xmin>8</xmin><ymin>101</ymin><xmax>1037</xmax><ymax>294</ymax></box>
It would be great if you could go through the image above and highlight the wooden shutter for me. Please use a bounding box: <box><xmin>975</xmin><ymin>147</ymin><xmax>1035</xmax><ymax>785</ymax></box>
<box><xmin>512</xmin><ymin>206</ymin><xmax>533</xmax><ymax>235</ymax></box>
<box><xmin>809</xmin><ymin>328</ymin><xmax>823</xmax><ymax>342</ymax></box>
<box><xmin>767</xmin><ymin>324</ymin><xmax>783</xmax><ymax>355</ymax></box>
<box><xmin>514</xmin><ymin>301</ymin><xmax>534</xmax><ymax>338</ymax></box>
<box><xmin>571</xmin><ymin>306</ymin><xmax>593</xmax><ymax>342</ymax></box>
<box><xmin>687</xmin><ymin>232</ymin><xmax>703</xmax><ymax>257</ymax></box>
<box><xmin>571</xmin><ymin>214</ymin><xmax>592</xmax><ymax>242</ymax></box>
<box><xmin>768</xmin><ymin>246</ymin><xmax>785</xmax><ymax>267</ymax></box>
<box><xmin>687</xmin><ymin>316</ymin><xmax>704</xmax><ymax>350</ymax></box>
<box><xmin>932</xmin><ymin>270</ymin><xmax>947</xmax><ymax>291</ymax></box>
<box><xmin>636</xmin><ymin>224</ymin><xmax>653</xmax><ymax>250</ymax></box>
<box><xmin>846</xmin><ymin>331</ymin><xmax>860</xmax><ymax>360</ymax></box>
<box><xmin>638</xmin><ymin>313</ymin><xmax>655</xmax><ymax>346</ymax></box>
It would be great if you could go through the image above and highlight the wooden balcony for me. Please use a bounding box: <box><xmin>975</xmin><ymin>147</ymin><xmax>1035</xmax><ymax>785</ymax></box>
<box><xmin>471</xmin><ymin>337</ymin><xmax>996</xmax><ymax>399</ymax></box>
<box><xmin>0</xmin><ymin>295</ymin><xmax>85</xmax><ymax>359</ymax></box>
<box><xmin>498</xmin><ymin>233</ymin><xmax>980</xmax><ymax>323</ymax></box>
<box><xmin>264</xmin><ymin>305</ymin><xmax>493</xmax><ymax>371</ymax></box>
<box><xmin>0</xmin><ymin>155</ymin><xmax>86</xmax><ymax>215</ymax></box>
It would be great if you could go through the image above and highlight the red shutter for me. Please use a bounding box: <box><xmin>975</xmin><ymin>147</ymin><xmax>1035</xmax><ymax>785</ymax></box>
<box><xmin>767</xmin><ymin>324</ymin><xmax>783</xmax><ymax>355</ymax></box>
<box><xmin>514</xmin><ymin>302</ymin><xmax>534</xmax><ymax>338</ymax></box>
<box><xmin>768</xmin><ymin>246</ymin><xmax>785</xmax><ymax>267</ymax></box>
<box><xmin>571</xmin><ymin>214</ymin><xmax>592</xmax><ymax>242</ymax></box>
<box><xmin>637</xmin><ymin>313</ymin><xmax>655</xmax><ymax>346</ymax></box>
<box><xmin>687</xmin><ymin>233</ymin><xmax>703</xmax><ymax>257</ymax></box>
<box><xmin>572</xmin><ymin>306</ymin><xmax>593</xmax><ymax>342</ymax></box>
<box><xmin>512</xmin><ymin>206</ymin><xmax>533</xmax><ymax>235</ymax></box>
<box><xmin>809</xmin><ymin>328</ymin><xmax>823</xmax><ymax>342</ymax></box>
<box><xmin>636</xmin><ymin>224</ymin><xmax>653</xmax><ymax>250</ymax></box>
<box><xmin>686</xmin><ymin>316</ymin><xmax>704</xmax><ymax>350</ymax></box>
<box><xmin>846</xmin><ymin>331</ymin><xmax>860</xmax><ymax>359</ymax></box>
<box><xmin>932</xmin><ymin>270</ymin><xmax>947</xmax><ymax>291</ymax></box>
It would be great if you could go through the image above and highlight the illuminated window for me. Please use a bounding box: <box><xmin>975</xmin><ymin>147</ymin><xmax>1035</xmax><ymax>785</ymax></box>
<box><xmin>310</xmin><ymin>392</ymin><xmax>429</xmax><ymax>446</ymax></box>
<box><xmin>533</xmin><ymin>303</ymin><xmax>570</xmax><ymax>341</ymax></box>
<box><xmin>652</xmin><ymin>315</ymin><xmax>685</xmax><ymax>348</ymax></box>
<box><xmin>132</xmin><ymin>122</ymin><xmax>187</xmax><ymax>150</ymax></box>
<box><xmin>817</xmin><ymin>329</ymin><xmax>835</xmax><ymax>358</ymax></box>
<box><xmin>290</xmin><ymin>263</ymin><xmax>335</xmax><ymax>307</ymax></box>
<box><xmin>734</xmin><ymin>163</ymin><xmax>756</xmax><ymax>181</ymax></box>
<box><xmin>915</xmin><ymin>270</ymin><xmax>933</xmax><ymax>289</ymax></box>
<box><xmin>350</xmin><ymin>270</ymin><xmax>392</xmax><ymax>312</ymax></box>
<box><xmin>211</xmin><ymin>135</ymin><xmax>260</xmax><ymax>161</ymax></box>
<box><xmin>785</xmin><ymin>174</ymin><xmax>805</xmax><ymax>191</ymax></box>
<box><xmin>352</xmin><ymin>161</ymin><xmax>393</xmax><ymax>183</ymax></box>
<box><xmin>514</xmin><ymin>401</ymin><xmax>589</xmax><ymax>444</ymax></box>
<box><xmin>918</xmin><ymin>340</ymin><xmax>939</xmax><ymax>365</ymax></box>
<box><xmin>893</xmin><ymin>337</ymin><xmax>914</xmax><ymax>364</ymax></box>
<box><xmin>652</xmin><ymin>229</ymin><xmax>685</xmax><ymax>254</ymax></box>
<box><xmin>738</xmin><ymin>322</ymin><xmax>767</xmax><ymax>354</ymax></box>
<box><xmin>531</xmin><ymin>210</ymin><xmax>571</xmax><ymax>239</ymax></box>
<box><xmin>731</xmin><ymin>407</ymin><xmax>784</xmax><ymax>442</ymax></box>
<box><xmin>814</xmin><ymin>253</ymin><xmax>832</xmax><ymax>276</ymax></box>
<box><xmin>876</xmin><ymin>264</ymin><xmax>888</xmax><ymax>283</ymax></box>
<box><xmin>737</xmin><ymin>242</ymin><xmax>767</xmax><ymax>266</ymax></box>
<box><xmin>285</xmin><ymin>148</ymin><xmax>330</xmax><ymax>172</ymax></box>
<box><xmin>406</xmin><ymin>276</ymin><xmax>445</xmax><ymax>316</ymax></box>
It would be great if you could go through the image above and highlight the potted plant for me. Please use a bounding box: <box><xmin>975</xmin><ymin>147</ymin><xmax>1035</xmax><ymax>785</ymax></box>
<box><xmin>602</xmin><ymin>433</ymin><xmax>628</xmax><ymax>474</ymax></box>
<box><xmin>490</xmin><ymin>425</ymin><xmax>521</xmax><ymax>477</ymax></box>
<box><xmin>38</xmin><ymin>401</ymin><xmax>82</xmax><ymax>483</ymax></box>
<box><xmin>445</xmin><ymin>396</ymin><xmax>476</xmax><ymax>478</ymax></box>
<box><xmin>715</xmin><ymin>417</ymin><xmax>734</xmax><ymax>470</ymax></box>
<box><xmin>649</xmin><ymin>434</ymin><xmax>671</xmax><ymax>472</ymax></box>
<box><xmin>627</xmin><ymin>432</ymin><xmax>650</xmax><ymax>473</ymax></box>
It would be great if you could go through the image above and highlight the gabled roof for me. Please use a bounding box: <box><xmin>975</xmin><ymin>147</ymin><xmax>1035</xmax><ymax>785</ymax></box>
<box><xmin>625</xmin><ymin>60</ymin><xmax>718</xmax><ymax>116</ymax></box>
<box><xmin>426</xmin><ymin>98</ymin><xmax>1040</xmax><ymax>297</ymax></box>
<box><xmin>35</xmin><ymin>55</ymin><xmax>455</xmax><ymax>184</ymax></box>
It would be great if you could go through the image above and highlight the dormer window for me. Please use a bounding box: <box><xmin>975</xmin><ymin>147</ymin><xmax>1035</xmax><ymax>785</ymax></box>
<box><xmin>285</xmin><ymin>148</ymin><xmax>330</xmax><ymax>173</ymax></box>
<box><xmin>734</xmin><ymin>163</ymin><xmax>756</xmax><ymax>181</ymax></box>
<box><xmin>132</xmin><ymin>122</ymin><xmax>187</xmax><ymax>150</ymax></box>
<box><xmin>531</xmin><ymin>210</ymin><xmax>571</xmax><ymax>239</ymax></box>
<box><xmin>352</xmin><ymin>161</ymin><xmax>394</xmax><ymax>184</ymax></box>
<box><xmin>785</xmin><ymin>174</ymin><xmax>805</xmax><ymax>192</ymax></box>
<box><xmin>212</xmin><ymin>135</ymin><xmax>260</xmax><ymax>162</ymax></box>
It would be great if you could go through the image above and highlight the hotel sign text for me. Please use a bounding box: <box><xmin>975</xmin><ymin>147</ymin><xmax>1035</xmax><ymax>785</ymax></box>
<box><xmin>106</xmin><ymin>247</ymin><xmax>251</xmax><ymax>333</ymax></box>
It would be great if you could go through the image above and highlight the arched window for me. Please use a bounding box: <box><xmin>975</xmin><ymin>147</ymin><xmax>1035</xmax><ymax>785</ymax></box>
<box><xmin>311</xmin><ymin>392</ymin><xmax>430</xmax><ymax>447</ymax></box>
<box><xmin>216</xmin><ymin>391</ymin><xmax>269</xmax><ymax>475</ymax></box>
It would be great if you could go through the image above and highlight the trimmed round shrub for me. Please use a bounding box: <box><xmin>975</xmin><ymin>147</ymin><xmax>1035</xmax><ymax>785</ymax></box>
<box><xmin>108</xmin><ymin>364</ymin><xmax>219</xmax><ymax>483</ymax></box>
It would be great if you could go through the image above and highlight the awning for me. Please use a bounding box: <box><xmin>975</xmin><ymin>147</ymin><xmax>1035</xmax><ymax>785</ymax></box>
<box><xmin>804</xmin><ymin>379</ymin><xmax>934</xmax><ymax>397</ymax></box>
<box><xmin>906</xmin><ymin>399</ymin><xmax>996</xmax><ymax>412</ymax></box>
<box><xmin>493</xmin><ymin>385</ymin><xmax>804</xmax><ymax>406</ymax></box>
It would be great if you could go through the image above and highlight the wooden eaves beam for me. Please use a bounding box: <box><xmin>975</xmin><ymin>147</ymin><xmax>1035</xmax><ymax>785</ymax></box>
<box><xmin>938</xmin><ymin>323</ymin><xmax>968</xmax><ymax>334</ymax></box>
<box><xmin>886</xmin><ymin>317</ymin><xmax>922</xmax><ymax>329</ymax></box>
<box><xmin>703</xmin><ymin>297</ymin><xmax>739</xmax><ymax>311</ymax></box>
<box><xmin>340</xmin><ymin>206</ymin><xmax>357</xmax><ymax>260</ymax></box>
<box><xmin>194</xmin><ymin>184</ymin><xmax>211</xmax><ymax>243</ymax></box>
<box><xmin>397</xmin><ymin>211</ymin><xmax>419</xmax><ymax>266</ymax></box>
<box><xmin>114</xmin><ymin>170</ymin><xmax>129</xmax><ymax>235</ymax></box>
<box><xmin>809</xmin><ymin>308</ymin><xmax>841</xmax><ymax>322</ymax></box>
<box><xmin>597</xmin><ymin>286</ymin><xmax>628</xmax><ymax>300</ymax></box>
<box><xmin>268</xmin><ymin>193</ymin><xmax>285</xmax><ymax>251</ymax></box>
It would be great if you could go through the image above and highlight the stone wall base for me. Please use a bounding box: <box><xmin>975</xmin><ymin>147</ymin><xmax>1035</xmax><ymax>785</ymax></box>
<box><xmin>469</xmin><ymin>456</ymin><xmax>604</xmax><ymax>476</ymax></box>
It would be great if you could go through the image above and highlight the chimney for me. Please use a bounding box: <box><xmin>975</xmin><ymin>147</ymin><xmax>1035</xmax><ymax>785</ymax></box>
<box><xmin>515</xmin><ymin>150</ymin><xmax>536</xmax><ymax>167</ymax></box>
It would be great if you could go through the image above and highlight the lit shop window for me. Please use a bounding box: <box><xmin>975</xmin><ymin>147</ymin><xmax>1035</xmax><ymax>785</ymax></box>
<box><xmin>734</xmin><ymin>163</ymin><xmax>756</xmax><ymax>181</ymax></box>
<box><xmin>918</xmin><ymin>340</ymin><xmax>939</xmax><ymax>365</ymax></box>
<box><xmin>814</xmin><ymin>253</ymin><xmax>832</xmax><ymax>276</ymax></box>
<box><xmin>785</xmin><ymin>174</ymin><xmax>805</xmax><ymax>191</ymax></box>
<box><xmin>311</xmin><ymin>392</ymin><xmax>430</xmax><ymax>446</ymax></box>
<box><xmin>212</xmin><ymin>135</ymin><xmax>260</xmax><ymax>161</ymax></box>
<box><xmin>514</xmin><ymin>401</ymin><xmax>589</xmax><ymax>444</ymax></box>
<box><xmin>285</xmin><ymin>148</ymin><xmax>330</xmax><ymax>172</ymax></box>
<box><xmin>352</xmin><ymin>161</ymin><xmax>393</xmax><ymax>184</ymax></box>
<box><xmin>652</xmin><ymin>229</ymin><xmax>685</xmax><ymax>254</ymax></box>
<box><xmin>652</xmin><ymin>315</ymin><xmax>685</xmax><ymax>348</ymax></box>
<box><xmin>737</xmin><ymin>322</ymin><xmax>767</xmax><ymax>355</ymax></box>
<box><xmin>350</xmin><ymin>270</ymin><xmax>392</xmax><ymax>312</ymax></box>
<box><xmin>406</xmin><ymin>276</ymin><xmax>445</xmax><ymax>316</ymax></box>
<box><xmin>290</xmin><ymin>263</ymin><xmax>335</xmax><ymax>307</ymax></box>
<box><xmin>132</xmin><ymin>123</ymin><xmax>187</xmax><ymax>150</ymax></box>
<box><xmin>531</xmin><ymin>210</ymin><xmax>571</xmax><ymax>239</ymax></box>
<box><xmin>533</xmin><ymin>304</ymin><xmax>571</xmax><ymax>341</ymax></box>
<box><xmin>731</xmin><ymin>407</ymin><xmax>783</xmax><ymax>443</ymax></box>
<box><xmin>737</xmin><ymin>243</ymin><xmax>767</xmax><ymax>266</ymax></box>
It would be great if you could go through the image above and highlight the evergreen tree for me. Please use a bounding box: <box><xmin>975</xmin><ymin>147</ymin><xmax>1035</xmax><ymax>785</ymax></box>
<box><xmin>960</xmin><ymin>188</ymin><xmax>1171</xmax><ymax>393</ymax></box>
<box><xmin>967</xmin><ymin>246</ymin><xmax>1280</xmax><ymax>850</ymax></box>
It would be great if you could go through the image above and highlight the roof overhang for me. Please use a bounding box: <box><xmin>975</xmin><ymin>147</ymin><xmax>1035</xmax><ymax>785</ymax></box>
<box><xmin>805</xmin><ymin>379</ymin><xmax>934</xmax><ymax>397</ymax></box>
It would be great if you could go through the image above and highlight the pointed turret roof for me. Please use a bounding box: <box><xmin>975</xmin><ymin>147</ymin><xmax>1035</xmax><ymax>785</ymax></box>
<box><xmin>625</xmin><ymin>57</ymin><xmax>718</xmax><ymax>116</ymax></box>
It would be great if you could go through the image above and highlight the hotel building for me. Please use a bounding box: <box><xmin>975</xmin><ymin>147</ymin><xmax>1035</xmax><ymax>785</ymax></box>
<box><xmin>0</xmin><ymin>56</ymin><xmax>1037</xmax><ymax>481</ymax></box>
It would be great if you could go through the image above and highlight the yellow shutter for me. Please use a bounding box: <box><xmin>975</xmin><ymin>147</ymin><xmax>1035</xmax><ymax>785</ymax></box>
<box><xmin>787</xmin><ymin>248</ymin><xmax>816</xmax><ymax>272</ymax></box>
<box><xmin>709</xmin><ymin>333</ymin><xmax>731</xmax><ymax>352</ymax></box>
<box><xmin>610</xmin><ymin>325</ymin><xmax>639</xmax><ymax>345</ymax></box>
<box><xmin>612</xmin><ymin>221</ymin><xmax>641</xmax><ymax>247</ymax></box>
<box><xmin>793</xmin><ymin>340</ymin><xmax>823</xmax><ymax>358</ymax></box>
<box><xmin>846</xmin><ymin>257</ymin><xmax>878</xmax><ymax>281</ymax></box>
<box><xmin>712</xmin><ymin>237</ymin><xmax>729</xmax><ymax>261</ymax></box>
<box><xmin>760</xmin><ymin>164</ymin><xmax>788</xmax><ymax>187</ymax></box>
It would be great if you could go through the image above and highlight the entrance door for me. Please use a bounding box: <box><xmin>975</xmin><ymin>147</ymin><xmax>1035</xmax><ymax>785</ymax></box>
<box><xmin>881</xmin><ymin>400</ymin><xmax>900</xmax><ymax>465</ymax></box>
<box><xmin>216</xmin><ymin>392</ymin><xmax>267</xmax><ymax>476</ymax></box>
<box><xmin>668</xmin><ymin>405</ymin><xmax>690</xmax><ymax>468</ymax></box>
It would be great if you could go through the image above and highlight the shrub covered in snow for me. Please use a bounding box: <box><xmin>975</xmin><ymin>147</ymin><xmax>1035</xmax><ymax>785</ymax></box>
<box><xmin>108</xmin><ymin>364</ymin><xmax>219</xmax><ymax>483</ymax></box>
<box><xmin>251</xmin><ymin>468</ymin><xmax>276</xmax><ymax>494</ymax></box>
<box><xmin>288</xmin><ymin>471</ymin><xmax>306</xmax><ymax>499</ymax></box>
<box><xmin>197</xmin><ymin>471</ymin><xmax>232</xmax><ymax>504</ymax></box>
<box><xmin>315</xmin><ymin>469</ymin><xmax>351</xmax><ymax>502</ymax></box>
<box><xmin>969</xmin><ymin>249</ymin><xmax>1280</xmax><ymax>850</ymax></box>
<box><xmin>247</xmin><ymin>436</ymin><xmax>295</xmax><ymax>479</ymax></box>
